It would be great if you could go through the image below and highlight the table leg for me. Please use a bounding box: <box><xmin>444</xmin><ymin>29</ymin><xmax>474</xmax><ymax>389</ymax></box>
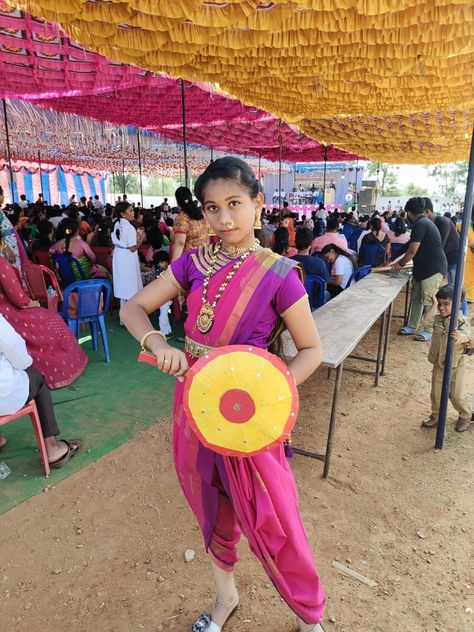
<box><xmin>381</xmin><ymin>302</ymin><xmax>394</xmax><ymax>376</ymax></box>
<box><xmin>323</xmin><ymin>362</ymin><xmax>344</xmax><ymax>479</ymax></box>
<box><xmin>404</xmin><ymin>278</ymin><xmax>411</xmax><ymax>326</ymax></box>
<box><xmin>374</xmin><ymin>311</ymin><xmax>386</xmax><ymax>387</ymax></box>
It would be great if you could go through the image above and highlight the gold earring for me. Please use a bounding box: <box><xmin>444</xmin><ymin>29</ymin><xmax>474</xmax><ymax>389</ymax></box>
<box><xmin>254</xmin><ymin>209</ymin><xmax>262</xmax><ymax>229</ymax></box>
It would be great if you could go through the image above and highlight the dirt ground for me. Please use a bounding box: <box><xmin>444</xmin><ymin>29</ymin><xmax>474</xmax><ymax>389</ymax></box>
<box><xmin>1</xmin><ymin>309</ymin><xmax>473</xmax><ymax>632</ymax></box>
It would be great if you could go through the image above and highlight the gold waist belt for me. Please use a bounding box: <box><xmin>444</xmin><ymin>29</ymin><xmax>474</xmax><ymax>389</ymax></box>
<box><xmin>184</xmin><ymin>336</ymin><xmax>215</xmax><ymax>359</ymax></box>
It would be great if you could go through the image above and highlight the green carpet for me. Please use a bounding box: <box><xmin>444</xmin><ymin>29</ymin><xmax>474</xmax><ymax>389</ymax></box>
<box><xmin>0</xmin><ymin>312</ymin><xmax>176</xmax><ymax>515</ymax></box>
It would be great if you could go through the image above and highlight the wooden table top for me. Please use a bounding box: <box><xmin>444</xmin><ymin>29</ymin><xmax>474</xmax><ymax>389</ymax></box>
<box><xmin>282</xmin><ymin>271</ymin><xmax>410</xmax><ymax>368</ymax></box>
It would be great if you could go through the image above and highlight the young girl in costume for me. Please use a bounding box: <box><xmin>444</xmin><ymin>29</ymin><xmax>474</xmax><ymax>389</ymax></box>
<box><xmin>121</xmin><ymin>157</ymin><xmax>326</xmax><ymax>632</ymax></box>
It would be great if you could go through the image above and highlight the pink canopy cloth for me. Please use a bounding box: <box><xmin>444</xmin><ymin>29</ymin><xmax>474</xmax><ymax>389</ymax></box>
<box><xmin>0</xmin><ymin>1</ymin><xmax>360</xmax><ymax>164</ymax></box>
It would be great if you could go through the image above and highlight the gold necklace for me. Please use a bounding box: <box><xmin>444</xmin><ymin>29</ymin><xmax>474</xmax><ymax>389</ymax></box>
<box><xmin>219</xmin><ymin>239</ymin><xmax>260</xmax><ymax>258</ymax></box>
<box><xmin>196</xmin><ymin>240</ymin><xmax>259</xmax><ymax>334</ymax></box>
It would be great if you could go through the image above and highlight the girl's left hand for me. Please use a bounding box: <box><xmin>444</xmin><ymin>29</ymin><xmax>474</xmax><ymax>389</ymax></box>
<box><xmin>26</xmin><ymin>300</ymin><xmax>40</xmax><ymax>308</ymax></box>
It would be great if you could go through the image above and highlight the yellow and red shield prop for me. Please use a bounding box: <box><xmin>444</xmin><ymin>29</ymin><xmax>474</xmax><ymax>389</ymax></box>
<box><xmin>183</xmin><ymin>345</ymin><xmax>298</xmax><ymax>457</ymax></box>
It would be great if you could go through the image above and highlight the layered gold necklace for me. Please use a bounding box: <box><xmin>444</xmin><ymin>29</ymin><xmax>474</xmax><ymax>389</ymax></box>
<box><xmin>196</xmin><ymin>239</ymin><xmax>260</xmax><ymax>334</ymax></box>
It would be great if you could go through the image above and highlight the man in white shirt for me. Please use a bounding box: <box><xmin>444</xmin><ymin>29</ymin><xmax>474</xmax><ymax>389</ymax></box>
<box><xmin>50</xmin><ymin>209</ymin><xmax>68</xmax><ymax>229</ymax></box>
<box><xmin>315</xmin><ymin>205</ymin><xmax>328</xmax><ymax>221</ymax></box>
<box><xmin>0</xmin><ymin>315</ymin><xmax>81</xmax><ymax>467</ymax></box>
<box><xmin>18</xmin><ymin>194</ymin><xmax>29</xmax><ymax>210</ymax></box>
<box><xmin>92</xmin><ymin>195</ymin><xmax>103</xmax><ymax>212</ymax></box>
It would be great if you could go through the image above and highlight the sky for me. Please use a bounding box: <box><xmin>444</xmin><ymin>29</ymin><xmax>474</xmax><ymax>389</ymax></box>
<box><xmin>393</xmin><ymin>164</ymin><xmax>439</xmax><ymax>192</ymax></box>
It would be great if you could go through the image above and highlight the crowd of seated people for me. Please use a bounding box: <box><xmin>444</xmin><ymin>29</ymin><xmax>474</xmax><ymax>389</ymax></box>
<box><xmin>265</xmin><ymin>202</ymin><xmax>414</xmax><ymax>305</ymax></box>
<box><xmin>0</xmin><ymin>186</ymin><xmax>191</xmax><ymax>471</ymax></box>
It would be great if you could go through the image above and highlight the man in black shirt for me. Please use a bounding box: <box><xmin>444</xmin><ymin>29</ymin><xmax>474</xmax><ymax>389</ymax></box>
<box><xmin>423</xmin><ymin>197</ymin><xmax>467</xmax><ymax>314</ymax></box>
<box><xmin>392</xmin><ymin>197</ymin><xmax>447</xmax><ymax>341</ymax></box>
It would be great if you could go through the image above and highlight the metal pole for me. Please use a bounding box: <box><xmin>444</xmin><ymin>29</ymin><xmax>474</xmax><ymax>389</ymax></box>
<box><xmin>258</xmin><ymin>154</ymin><xmax>261</xmax><ymax>181</ymax></box>
<box><xmin>354</xmin><ymin>158</ymin><xmax>359</xmax><ymax>206</ymax></box>
<box><xmin>181</xmin><ymin>79</ymin><xmax>189</xmax><ymax>187</ymax></box>
<box><xmin>122</xmin><ymin>158</ymin><xmax>126</xmax><ymax>196</ymax></box>
<box><xmin>137</xmin><ymin>130</ymin><xmax>144</xmax><ymax>207</ymax></box>
<box><xmin>322</xmin><ymin>146</ymin><xmax>328</xmax><ymax>206</ymax></box>
<box><xmin>2</xmin><ymin>98</ymin><xmax>15</xmax><ymax>204</ymax></box>
<box><xmin>278</xmin><ymin>121</ymin><xmax>283</xmax><ymax>214</ymax></box>
<box><xmin>37</xmin><ymin>149</ymin><xmax>44</xmax><ymax>199</ymax></box>
<box><xmin>435</xmin><ymin>124</ymin><xmax>474</xmax><ymax>449</ymax></box>
<box><xmin>210</xmin><ymin>147</ymin><xmax>214</xmax><ymax>163</ymax></box>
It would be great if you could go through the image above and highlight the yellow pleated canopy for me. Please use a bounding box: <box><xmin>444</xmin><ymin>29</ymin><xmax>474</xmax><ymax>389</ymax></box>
<box><xmin>8</xmin><ymin>0</ymin><xmax>474</xmax><ymax>163</ymax></box>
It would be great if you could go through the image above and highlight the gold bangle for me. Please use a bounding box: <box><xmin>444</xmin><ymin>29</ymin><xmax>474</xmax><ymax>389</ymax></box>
<box><xmin>140</xmin><ymin>330</ymin><xmax>167</xmax><ymax>351</ymax></box>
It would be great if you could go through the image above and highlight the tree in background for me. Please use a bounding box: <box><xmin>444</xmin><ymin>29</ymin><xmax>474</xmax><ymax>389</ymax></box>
<box><xmin>426</xmin><ymin>162</ymin><xmax>468</xmax><ymax>198</ymax></box>
<box><xmin>110</xmin><ymin>173</ymin><xmax>140</xmax><ymax>196</ymax></box>
<box><xmin>403</xmin><ymin>182</ymin><xmax>429</xmax><ymax>197</ymax></box>
<box><xmin>144</xmin><ymin>176</ymin><xmax>182</xmax><ymax>197</ymax></box>
<box><xmin>366</xmin><ymin>162</ymin><xmax>401</xmax><ymax>196</ymax></box>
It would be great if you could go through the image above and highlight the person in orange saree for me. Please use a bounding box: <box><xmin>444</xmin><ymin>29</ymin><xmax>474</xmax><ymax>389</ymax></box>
<box><xmin>121</xmin><ymin>159</ymin><xmax>326</xmax><ymax>631</ymax></box>
<box><xmin>171</xmin><ymin>186</ymin><xmax>210</xmax><ymax>261</ymax></box>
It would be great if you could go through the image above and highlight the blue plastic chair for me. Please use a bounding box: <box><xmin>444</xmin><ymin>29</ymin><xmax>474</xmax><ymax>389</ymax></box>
<box><xmin>304</xmin><ymin>273</ymin><xmax>328</xmax><ymax>311</ymax></box>
<box><xmin>345</xmin><ymin>264</ymin><xmax>372</xmax><ymax>289</ymax></box>
<box><xmin>341</xmin><ymin>225</ymin><xmax>363</xmax><ymax>252</ymax></box>
<box><xmin>61</xmin><ymin>280</ymin><xmax>112</xmax><ymax>362</ymax></box>
<box><xmin>53</xmin><ymin>253</ymin><xmax>87</xmax><ymax>288</ymax></box>
<box><xmin>358</xmin><ymin>243</ymin><xmax>387</xmax><ymax>267</ymax></box>
<box><xmin>390</xmin><ymin>242</ymin><xmax>408</xmax><ymax>261</ymax></box>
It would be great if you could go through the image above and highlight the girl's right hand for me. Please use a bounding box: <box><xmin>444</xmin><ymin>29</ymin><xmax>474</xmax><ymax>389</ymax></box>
<box><xmin>149</xmin><ymin>341</ymin><xmax>189</xmax><ymax>382</ymax></box>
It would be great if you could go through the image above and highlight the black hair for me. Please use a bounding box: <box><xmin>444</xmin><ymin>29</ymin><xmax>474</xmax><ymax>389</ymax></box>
<box><xmin>93</xmin><ymin>219</ymin><xmax>112</xmax><ymax>247</ymax></box>
<box><xmin>273</xmin><ymin>226</ymin><xmax>290</xmax><ymax>255</ymax></box>
<box><xmin>153</xmin><ymin>250</ymin><xmax>170</xmax><ymax>265</ymax></box>
<box><xmin>393</xmin><ymin>217</ymin><xmax>407</xmax><ymax>237</ymax></box>
<box><xmin>175</xmin><ymin>186</ymin><xmax>203</xmax><ymax>220</ymax></box>
<box><xmin>436</xmin><ymin>284</ymin><xmax>465</xmax><ymax>303</ymax></box>
<box><xmin>370</xmin><ymin>217</ymin><xmax>382</xmax><ymax>235</ymax></box>
<box><xmin>113</xmin><ymin>201</ymin><xmax>132</xmax><ymax>239</ymax></box>
<box><xmin>321</xmin><ymin>243</ymin><xmax>358</xmax><ymax>269</ymax></box>
<box><xmin>194</xmin><ymin>157</ymin><xmax>260</xmax><ymax>207</ymax></box>
<box><xmin>423</xmin><ymin>197</ymin><xmax>434</xmax><ymax>213</ymax></box>
<box><xmin>326</xmin><ymin>217</ymin><xmax>340</xmax><ymax>232</ymax></box>
<box><xmin>146</xmin><ymin>224</ymin><xmax>164</xmax><ymax>250</ymax></box>
<box><xmin>405</xmin><ymin>197</ymin><xmax>425</xmax><ymax>216</ymax></box>
<box><xmin>58</xmin><ymin>218</ymin><xmax>79</xmax><ymax>252</ymax></box>
<box><xmin>295</xmin><ymin>227</ymin><xmax>313</xmax><ymax>251</ymax></box>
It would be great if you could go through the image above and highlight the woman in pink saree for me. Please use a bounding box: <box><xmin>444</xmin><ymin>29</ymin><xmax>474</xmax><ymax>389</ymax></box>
<box><xmin>121</xmin><ymin>158</ymin><xmax>326</xmax><ymax>632</ymax></box>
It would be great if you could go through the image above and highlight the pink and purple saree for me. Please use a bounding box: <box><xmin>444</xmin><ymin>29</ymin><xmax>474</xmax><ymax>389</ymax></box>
<box><xmin>166</xmin><ymin>245</ymin><xmax>325</xmax><ymax>625</ymax></box>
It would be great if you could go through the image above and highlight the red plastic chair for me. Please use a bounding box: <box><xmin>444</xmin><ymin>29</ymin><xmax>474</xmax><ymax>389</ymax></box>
<box><xmin>23</xmin><ymin>262</ymin><xmax>63</xmax><ymax>311</ymax></box>
<box><xmin>32</xmin><ymin>250</ymin><xmax>55</xmax><ymax>270</ymax></box>
<box><xmin>0</xmin><ymin>401</ymin><xmax>50</xmax><ymax>477</ymax></box>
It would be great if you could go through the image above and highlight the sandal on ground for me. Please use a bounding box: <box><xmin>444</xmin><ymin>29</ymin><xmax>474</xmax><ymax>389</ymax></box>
<box><xmin>398</xmin><ymin>326</ymin><xmax>417</xmax><ymax>336</ymax></box>
<box><xmin>455</xmin><ymin>417</ymin><xmax>472</xmax><ymax>432</ymax></box>
<box><xmin>49</xmin><ymin>439</ymin><xmax>82</xmax><ymax>469</ymax></box>
<box><xmin>189</xmin><ymin>594</ymin><xmax>239</xmax><ymax>632</ymax></box>
<box><xmin>421</xmin><ymin>416</ymin><xmax>438</xmax><ymax>429</ymax></box>
<box><xmin>414</xmin><ymin>330</ymin><xmax>431</xmax><ymax>342</ymax></box>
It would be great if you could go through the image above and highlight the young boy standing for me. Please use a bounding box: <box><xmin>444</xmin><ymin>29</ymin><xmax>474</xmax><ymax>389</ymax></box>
<box><xmin>421</xmin><ymin>285</ymin><xmax>472</xmax><ymax>432</ymax></box>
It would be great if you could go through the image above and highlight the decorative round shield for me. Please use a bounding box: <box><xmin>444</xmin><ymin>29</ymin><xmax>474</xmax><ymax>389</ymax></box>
<box><xmin>183</xmin><ymin>345</ymin><xmax>299</xmax><ymax>457</ymax></box>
